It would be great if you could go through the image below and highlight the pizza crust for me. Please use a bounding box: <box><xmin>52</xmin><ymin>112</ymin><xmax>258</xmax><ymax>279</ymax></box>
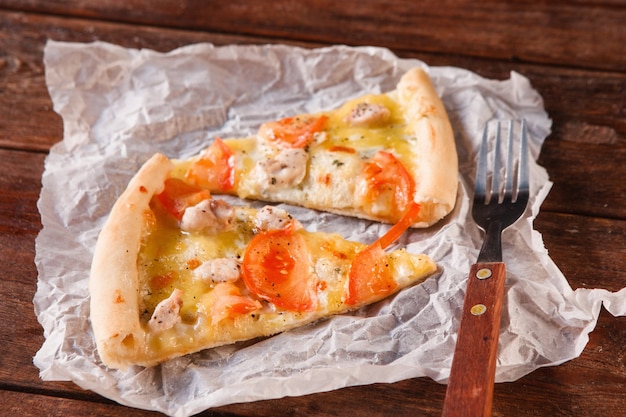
<box><xmin>398</xmin><ymin>67</ymin><xmax>458</xmax><ymax>227</ymax></box>
<box><xmin>89</xmin><ymin>153</ymin><xmax>173</xmax><ymax>368</ymax></box>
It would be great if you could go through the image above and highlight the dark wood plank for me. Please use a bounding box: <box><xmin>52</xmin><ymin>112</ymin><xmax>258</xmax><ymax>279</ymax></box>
<box><xmin>535</xmin><ymin>213</ymin><xmax>626</xmax><ymax>292</ymax></box>
<box><xmin>0</xmin><ymin>22</ymin><xmax>60</xmax><ymax>152</ymax></box>
<box><xmin>0</xmin><ymin>149</ymin><xmax>102</xmax><ymax>402</ymax></box>
<box><xmin>1</xmin><ymin>11</ymin><xmax>625</xmax><ymax>220</ymax></box>
<box><xmin>0</xmin><ymin>149</ymin><xmax>43</xmax><ymax>232</ymax></box>
<box><xmin>0</xmin><ymin>149</ymin><xmax>73</xmax><ymax>393</ymax></box>
<box><xmin>0</xmin><ymin>10</ymin><xmax>279</xmax><ymax>152</ymax></box>
<box><xmin>2</xmin><ymin>1</ymin><xmax>626</xmax><ymax>72</ymax></box>
<box><xmin>539</xmin><ymin>139</ymin><xmax>626</xmax><ymax>220</ymax></box>
<box><xmin>0</xmin><ymin>148</ymin><xmax>45</xmax><ymax>392</ymax></box>
<box><xmin>0</xmin><ymin>389</ymin><xmax>160</xmax><ymax>417</ymax></box>
<box><xmin>1</xmin><ymin>3</ymin><xmax>625</xmax><ymax>416</ymax></box>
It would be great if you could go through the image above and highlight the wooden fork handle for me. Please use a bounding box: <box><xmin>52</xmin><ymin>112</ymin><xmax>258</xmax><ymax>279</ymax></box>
<box><xmin>442</xmin><ymin>262</ymin><xmax>507</xmax><ymax>417</ymax></box>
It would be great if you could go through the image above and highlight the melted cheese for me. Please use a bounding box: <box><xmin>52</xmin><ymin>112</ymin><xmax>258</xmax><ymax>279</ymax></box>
<box><xmin>133</xmin><ymin>92</ymin><xmax>439</xmax><ymax>358</ymax></box>
<box><xmin>138</xmin><ymin>206</ymin><xmax>254</xmax><ymax>323</ymax></box>
<box><xmin>136</xmin><ymin>195</ymin><xmax>436</xmax><ymax>357</ymax></box>
<box><xmin>324</xmin><ymin>93</ymin><xmax>408</xmax><ymax>152</ymax></box>
<box><xmin>213</xmin><ymin>92</ymin><xmax>418</xmax><ymax>220</ymax></box>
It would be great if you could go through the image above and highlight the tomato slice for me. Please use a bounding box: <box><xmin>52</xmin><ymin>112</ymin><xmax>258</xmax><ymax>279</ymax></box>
<box><xmin>209</xmin><ymin>282</ymin><xmax>262</xmax><ymax>324</ymax></box>
<box><xmin>155</xmin><ymin>178</ymin><xmax>212</xmax><ymax>220</ymax></box>
<box><xmin>344</xmin><ymin>242</ymin><xmax>397</xmax><ymax>305</ymax></box>
<box><xmin>357</xmin><ymin>150</ymin><xmax>416</xmax><ymax>223</ymax></box>
<box><xmin>185</xmin><ymin>137</ymin><xmax>235</xmax><ymax>191</ymax></box>
<box><xmin>258</xmin><ymin>114</ymin><xmax>328</xmax><ymax>148</ymax></box>
<box><xmin>345</xmin><ymin>152</ymin><xmax>421</xmax><ymax>305</ymax></box>
<box><xmin>343</xmin><ymin>201</ymin><xmax>419</xmax><ymax>306</ymax></box>
<box><xmin>242</xmin><ymin>227</ymin><xmax>317</xmax><ymax>312</ymax></box>
<box><xmin>372</xmin><ymin>201</ymin><xmax>421</xmax><ymax>250</ymax></box>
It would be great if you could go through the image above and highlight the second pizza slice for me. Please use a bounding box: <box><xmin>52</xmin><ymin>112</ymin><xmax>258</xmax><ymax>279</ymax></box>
<box><xmin>178</xmin><ymin>67</ymin><xmax>458</xmax><ymax>228</ymax></box>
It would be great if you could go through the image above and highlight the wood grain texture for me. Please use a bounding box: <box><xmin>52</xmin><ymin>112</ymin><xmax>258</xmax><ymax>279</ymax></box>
<box><xmin>1</xmin><ymin>10</ymin><xmax>624</xmax><ymax>217</ymax></box>
<box><xmin>442</xmin><ymin>262</ymin><xmax>507</xmax><ymax>417</ymax></box>
<box><xmin>2</xmin><ymin>1</ymin><xmax>626</xmax><ymax>72</ymax></box>
<box><xmin>0</xmin><ymin>390</ymin><xmax>159</xmax><ymax>417</ymax></box>
<box><xmin>0</xmin><ymin>1</ymin><xmax>625</xmax><ymax>416</ymax></box>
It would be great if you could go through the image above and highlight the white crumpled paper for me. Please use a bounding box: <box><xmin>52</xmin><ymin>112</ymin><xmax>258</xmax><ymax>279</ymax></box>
<box><xmin>34</xmin><ymin>40</ymin><xmax>626</xmax><ymax>417</ymax></box>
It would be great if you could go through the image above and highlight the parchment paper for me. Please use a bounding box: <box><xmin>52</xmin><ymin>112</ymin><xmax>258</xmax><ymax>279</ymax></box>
<box><xmin>34</xmin><ymin>40</ymin><xmax>626</xmax><ymax>417</ymax></box>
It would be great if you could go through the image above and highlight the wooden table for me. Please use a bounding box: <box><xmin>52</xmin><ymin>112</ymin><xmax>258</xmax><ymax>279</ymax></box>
<box><xmin>1</xmin><ymin>1</ymin><xmax>625</xmax><ymax>416</ymax></box>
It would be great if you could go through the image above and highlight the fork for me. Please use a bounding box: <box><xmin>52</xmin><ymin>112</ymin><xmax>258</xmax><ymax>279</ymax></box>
<box><xmin>441</xmin><ymin>120</ymin><xmax>530</xmax><ymax>417</ymax></box>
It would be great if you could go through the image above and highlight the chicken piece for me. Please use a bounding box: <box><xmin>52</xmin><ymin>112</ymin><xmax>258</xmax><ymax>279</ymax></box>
<box><xmin>148</xmin><ymin>288</ymin><xmax>183</xmax><ymax>332</ymax></box>
<box><xmin>345</xmin><ymin>102</ymin><xmax>391</xmax><ymax>127</ymax></box>
<box><xmin>253</xmin><ymin>205</ymin><xmax>301</xmax><ymax>232</ymax></box>
<box><xmin>194</xmin><ymin>258</ymin><xmax>241</xmax><ymax>283</ymax></box>
<box><xmin>180</xmin><ymin>199</ymin><xmax>234</xmax><ymax>233</ymax></box>
<box><xmin>253</xmin><ymin>148</ymin><xmax>309</xmax><ymax>190</ymax></box>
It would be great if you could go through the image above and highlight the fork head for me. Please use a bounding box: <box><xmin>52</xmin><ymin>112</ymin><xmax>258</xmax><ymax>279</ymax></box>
<box><xmin>472</xmin><ymin>119</ymin><xmax>530</xmax><ymax>262</ymax></box>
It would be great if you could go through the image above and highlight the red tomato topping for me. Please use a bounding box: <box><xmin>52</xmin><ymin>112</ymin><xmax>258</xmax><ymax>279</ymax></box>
<box><xmin>155</xmin><ymin>178</ymin><xmax>212</xmax><ymax>220</ymax></box>
<box><xmin>345</xmin><ymin>243</ymin><xmax>397</xmax><ymax>305</ymax></box>
<box><xmin>185</xmin><ymin>137</ymin><xmax>235</xmax><ymax>191</ymax></box>
<box><xmin>259</xmin><ymin>115</ymin><xmax>328</xmax><ymax>148</ymax></box>
<box><xmin>209</xmin><ymin>282</ymin><xmax>262</xmax><ymax>324</ymax></box>
<box><xmin>343</xmin><ymin>201</ymin><xmax>419</xmax><ymax>306</ymax></box>
<box><xmin>242</xmin><ymin>227</ymin><xmax>318</xmax><ymax>312</ymax></box>
<box><xmin>358</xmin><ymin>150</ymin><xmax>416</xmax><ymax>223</ymax></box>
<box><xmin>150</xmin><ymin>271</ymin><xmax>176</xmax><ymax>290</ymax></box>
<box><xmin>328</xmin><ymin>145</ymin><xmax>356</xmax><ymax>153</ymax></box>
<box><xmin>344</xmin><ymin>152</ymin><xmax>421</xmax><ymax>305</ymax></box>
<box><xmin>372</xmin><ymin>201</ymin><xmax>421</xmax><ymax>250</ymax></box>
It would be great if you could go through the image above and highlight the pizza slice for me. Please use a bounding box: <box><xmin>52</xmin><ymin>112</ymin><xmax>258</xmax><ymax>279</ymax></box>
<box><xmin>89</xmin><ymin>153</ymin><xmax>437</xmax><ymax>369</ymax></box>
<box><xmin>179</xmin><ymin>67</ymin><xmax>458</xmax><ymax>228</ymax></box>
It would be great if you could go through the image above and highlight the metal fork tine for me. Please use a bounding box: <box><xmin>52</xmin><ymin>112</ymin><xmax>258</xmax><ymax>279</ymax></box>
<box><xmin>491</xmin><ymin>121</ymin><xmax>503</xmax><ymax>203</ymax></box>
<box><xmin>519</xmin><ymin>119</ymin><xmax>529</xmax><ymax>192</ymax></box>
<box><xmin>475</xmin><ymin>122</ymin><xmax>489</xmax><ymax>201</ymax></box>
<box><xmin>504</xmin><ymin>120</ymin><xmax>515</xmax><ymax>200</ymax></box>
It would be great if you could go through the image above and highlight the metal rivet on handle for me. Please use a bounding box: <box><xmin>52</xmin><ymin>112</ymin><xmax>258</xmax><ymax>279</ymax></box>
<box><xmin>476</xmin><ymin>268</ymin><xmax>492</xmax><ymax>280</ymax></box>
<box><xmin>470</xmin><ymin>304</ymin><xmax>487</xmax><ymax>316</ymax></box>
